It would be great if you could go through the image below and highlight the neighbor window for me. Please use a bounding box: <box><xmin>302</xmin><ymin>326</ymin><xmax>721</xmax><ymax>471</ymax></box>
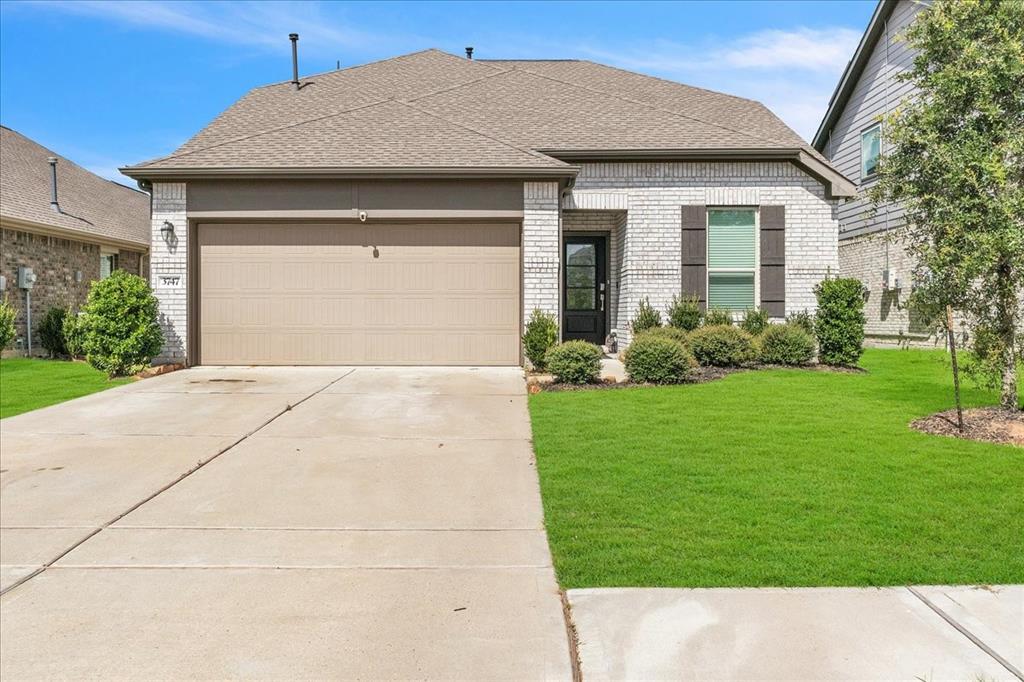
<box><xmin>707</xmin><ymin>208</ymin><xmax>756</xmax><ymax>311</ymax></box>
<box><xmin>861</xmin><ymin>124</ymin><xmax>881</xmax><ymax>179</ymax></box>
<box><xmin>99</xmin><ymin>252</ymin><xmax>118</xmax><ymax>280</ymax></box>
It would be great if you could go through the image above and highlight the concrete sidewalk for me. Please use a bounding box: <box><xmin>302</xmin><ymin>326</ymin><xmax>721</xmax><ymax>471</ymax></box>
<box><xmin>568</xmin><ymin>585</ymin><xmax>1024</xmax><ymax>681</ymax></box>
<box><xmin>1</xmin><ymin>366</ymin><xmax>572</xmax><ymax>680</ymax></box>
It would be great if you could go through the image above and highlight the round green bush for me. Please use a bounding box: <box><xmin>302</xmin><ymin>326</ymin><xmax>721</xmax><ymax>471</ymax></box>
<box><xmin>739</xmin><ymin>308</ymin><xmax>770</xmax><ymax>336</ymax></box>
<box><xmin>689</xmin><ymin>324</ymin><xmax>755</xmax><ymax>367</ymax></box>
<box><xmin>522</xmin><ymin>309</ymin><xmax>558</xmax><ymax>371</ymax></box>
<box><xmin>544</xmin><ymin>340</ymin><xmax>603</xmax><ymax>384</ymax></box>
<box><xmin>635</xmin><ymin>326</ymin><xmax>689</xmax><ymax>345</ymax></box>
<box><xmin>814</xmin><ymin>277</ymin><xmax>866</xmax><ymax>366</ymax></box>
<box><xmin>0</xmin><ymin>296</ymin><xmax>16</xmax><ymax>351</ymax></box>
<box><xmin>624</xmin><ymin>335</ymin><xmax>696</xmax><ymax>384</ymax></box>
<box><xmin>758</xmin><ymin>323</ymin><xmax>815</xmax><ymax>366</ymax></box>
<box><xmin>80</xmin><ymin>270</ymin><xmax>163</xmax><ymax>377</ymax></box>
<box><xmin>630</xmin><ymin>297</ymin><xmax>662</xmax><ymax>334</ymax></box>
<box><xmin>667</xmin><ymin>295</ymin><xmax>702</xmax><ymax>331</ymax></box>
<box><xmin>703</xmin><ymin>308</ymin><xmax>735</xmax><ymax>327</ymax></box>
<box><xmin>38</xmin><ymin>306</ymin><xmax>68</xmax><ymax>358</ymax></box>
<box><xmin>63</xmin><ymin>310</ymin><xmax>86</xmax><ymax>359</ymax></box>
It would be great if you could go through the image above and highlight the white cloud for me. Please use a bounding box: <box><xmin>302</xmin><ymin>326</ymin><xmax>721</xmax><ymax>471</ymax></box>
<box><xmin>28</xmin><ymin>0</ymin><xmax>383</xmax><ymax>55</ymax></box>
<box><xmin>576</xmin><ymin>26</ymin><xmax>861</xmax><ymax>141</ymax></box>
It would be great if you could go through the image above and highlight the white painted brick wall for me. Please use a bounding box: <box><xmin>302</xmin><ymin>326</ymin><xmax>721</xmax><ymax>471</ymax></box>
<box><xmin>150</xmin><ymin>182</ymin><xmax>188</xmax><ymax>363</ymax></box>
<box><xmin>523</xmin><ymin>181</ymin><xmax>560</xmax><ymax>327</ymax></box>
<box><xmin>570</xmin><ymin>161</ymin><xmax>839</xmax><ymax>344</ymax></box>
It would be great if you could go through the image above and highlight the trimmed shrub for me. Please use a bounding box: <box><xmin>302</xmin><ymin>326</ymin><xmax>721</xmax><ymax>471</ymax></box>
<box><xmin>814</xmin><ymin>277</ymin><xmax>866</xmax><ymax>366</ymax></box>
<box><xmin>0</xmin><ymin>296</ymin><xmax>15</xmax><ymax>351</ymax></box>
<box><xmin>689</xmin><ymin>324</ymin><xmax>755</xmax><ymax>367</ymax></box>
<box><xmin>522</xmin><ymin>309</ymin><xmax>558</xmax><ymax>371</ymax></box>
<box><xmin>667</xmin><ymin>294</ymin><xmax>702</xmax><ymax>331</ymax></box>
<box><xmin>630</xmin><ymin>297</ymin><xmax>662</xmax><ymax>334</ymax></box>
<box><xmin>38</xmin><ymin>306</ymin><xmax>68</xmax><ymax>358</ymax></box>
<box><xmin>703</xmin><ymin>308</ymin><xmax>734</xmax><ymax>327</ymax></box>
<box><xmin>759</xmin><ymin>323</ymin><xmax>816</xmax><ymax>366</ymax></box>
<box><xmin>80</xmin><ymin>270</ymin><xmax>163</xmax><ymax>377</ymax></box>
<box><xmin>635</xmin><ymin>326</ymin><xmax>690</xmax><ymax>346</ymax></box>
<box><xmin>624</xmin><ymin>334</ymin><xmax>697</xmax><ymax>384</ymax></box>
<box><xmin>63</xmin><ymin>310</ymin><xmax>86</xmax><ymax>359</ymax></box>
<box><xmin>545</xmin><ymin>340</ymin><xmax>603</xmax><ymax>384</ymax></box>
<box><xmin>787</xmin><ymin>310</ymin><xmax>816</xmax><ymax>336</ymax></box>
<box><xmin>739</xmin><ymin>308</ymin><xmax>770</xmax><ymax>336</ymax></box>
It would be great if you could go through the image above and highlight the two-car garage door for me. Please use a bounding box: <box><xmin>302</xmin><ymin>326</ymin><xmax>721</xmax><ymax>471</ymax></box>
<box><xmin>198</xmin><ymin>222</ymin><xmax>520</xmax><ymax>365</ymax></box>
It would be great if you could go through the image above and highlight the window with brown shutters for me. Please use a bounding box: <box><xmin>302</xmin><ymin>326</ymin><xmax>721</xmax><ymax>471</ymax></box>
<box><xmin>680</xmin><ymin>205</ymin><xmax>707</xmax><ymax>308</ymax></box>
<box><xmin>759</xmin><ymin>205</ymin><xmax>785</xmax><ymax>317</ymax></box>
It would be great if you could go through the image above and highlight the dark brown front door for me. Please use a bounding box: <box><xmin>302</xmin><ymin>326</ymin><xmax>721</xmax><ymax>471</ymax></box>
<box><xmin>563</xmin><ymin>236</ymin><xmax>607</xmax><ymax>344</ymax></box>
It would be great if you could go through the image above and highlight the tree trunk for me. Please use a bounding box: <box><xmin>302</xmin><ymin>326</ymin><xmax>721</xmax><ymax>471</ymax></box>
<box><xmin>946</xmin><ymin>306</ymin><xmax>964</xmax><ymax>431</ymax></box>
<box><xmin>996</xmin><ymin>258</ymin><xmax>1019</xmax><ymax>410</ymax></box>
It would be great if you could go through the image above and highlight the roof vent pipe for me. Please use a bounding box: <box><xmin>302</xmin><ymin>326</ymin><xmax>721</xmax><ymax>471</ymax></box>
<box><xmin>47</xmin><ymin>157</ymin><xmax>60</xmax><ymax>213</ymax></box>
<box><xmin>289</xmin><ymin>33</ymin><xmax>300</xmax><ymax>89</ymax></box>
<box><xmin>465</xmin><ymin>46</ymin><xmax>473</xmax><ymax>59</ymax></box>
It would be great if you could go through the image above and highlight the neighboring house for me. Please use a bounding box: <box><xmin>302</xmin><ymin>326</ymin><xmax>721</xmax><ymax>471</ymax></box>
<box><xmin>1</xmin><ymin>126</ymin><xmax>150</xmax><ymax>354</ymax></box>
<box><xmin>121</xmin><ymin>48</ymin><xmax>855</xmax><ymax>367</ymax></box>
<box><xmin>813</xmin><ymin>0</ymin><xmax>937</xmax><ymax>346</ymax></box>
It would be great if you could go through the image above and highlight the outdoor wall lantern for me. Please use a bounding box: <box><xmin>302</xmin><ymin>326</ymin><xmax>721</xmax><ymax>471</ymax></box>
<box><xmin>161</xmin><ymin>221</ymin><xmax>175</xmax><ymax>242</ymax></box>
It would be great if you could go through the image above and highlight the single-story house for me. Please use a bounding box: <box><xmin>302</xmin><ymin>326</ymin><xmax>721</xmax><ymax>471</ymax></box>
<box><xmin>1</xmin><ymin>126</ymin><xmax>150</xmax><ymax>354</ymax></box>
<box><xmin>121</xmin><ymin>47</ymin><xmax>855</xmax><ymax>367</ymax></box>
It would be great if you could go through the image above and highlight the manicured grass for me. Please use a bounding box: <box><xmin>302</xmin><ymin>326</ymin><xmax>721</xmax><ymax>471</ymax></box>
<box><xmin>529</xmin><ymin>349</ymin><xmax>1023</xmax><ymax>588</ymax></box>
<box><xmin>0</xmin><ymin>358</ymin><xmax>131</xmax><ymax>419</ymax></box>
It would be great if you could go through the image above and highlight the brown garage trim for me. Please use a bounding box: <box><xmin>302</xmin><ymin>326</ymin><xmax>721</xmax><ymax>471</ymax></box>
<box><xmin>187</xmin><ymin>210</ymin><xmax>525</xmax><ymax>220</ymax></box>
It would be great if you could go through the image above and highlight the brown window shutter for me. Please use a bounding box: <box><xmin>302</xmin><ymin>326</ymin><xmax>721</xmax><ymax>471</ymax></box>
<box><xmin>681</xmin><ymin>205</ymin><xmax>707</xmax><ymax>308</ymax></box>
<box><xmin>760</xmin><ymin>205</ymin><xmax>785</xmax><ymax>317</ymax></box>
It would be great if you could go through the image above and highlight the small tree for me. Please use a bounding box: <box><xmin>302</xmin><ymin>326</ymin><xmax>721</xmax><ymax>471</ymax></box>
<box><xmin>667</xmin><ymin>294</ymin><xmax>702</xmax><ymax>331</ymax></box>
<box><xmin>80</xmin><ymin>271</ymin><xmax>163</xmax><ymax>377</ymax></box>
<box><xmin>869</xmin><ymin>0</ymin><xmax>1023</xmax><ymax>409</ymax></box>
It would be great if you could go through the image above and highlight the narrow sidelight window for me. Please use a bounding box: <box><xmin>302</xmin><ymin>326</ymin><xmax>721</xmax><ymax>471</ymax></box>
<box><xmin>861</xmin><ymin>124</ymin><xmax>881</xmax><ymax>179</ymax></box>
<box><xmin>99</xmin><ymin>252</ymin><xmax>118</xmax><ymax>279</ymax></box>
<box><xmin>707</xmin><ymin>208</ymin><xmax>756</xmax><ymax>311</ymax></box>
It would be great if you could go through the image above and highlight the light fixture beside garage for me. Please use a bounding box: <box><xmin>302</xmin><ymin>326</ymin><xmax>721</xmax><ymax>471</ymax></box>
<box><xmin>161</xmin><ymin>220</ymin><xmax>177</xmax><ymax>246</ymax></box>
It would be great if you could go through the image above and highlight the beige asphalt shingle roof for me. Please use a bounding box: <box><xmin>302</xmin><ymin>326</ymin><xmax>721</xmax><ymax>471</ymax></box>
<box><xmin>1</xmin><ymin>126</ymin><xmax>149</xmax><ymax>247</ymax></box>
<box><xmin>125</xmin><ymin>49</ymin><xmax>835</xmax><ymax>174</ymax></box>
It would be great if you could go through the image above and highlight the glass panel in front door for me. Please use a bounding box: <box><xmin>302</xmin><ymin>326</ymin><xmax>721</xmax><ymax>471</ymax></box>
<box><xmin>566</xmin><ymin>243</ymin><xmax>597</xmax><ymax>311</ymax></box>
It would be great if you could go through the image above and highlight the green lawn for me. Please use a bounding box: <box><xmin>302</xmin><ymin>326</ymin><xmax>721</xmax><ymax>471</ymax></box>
<box><xmin>0</xmin><ymin>358</ymin><xmax>131</xmax><ymax>419</ymax></box>
<box><xmin>529</xmin><ymin>349</ymin><xmax>1023</xmax><ymax>588</ymax></box>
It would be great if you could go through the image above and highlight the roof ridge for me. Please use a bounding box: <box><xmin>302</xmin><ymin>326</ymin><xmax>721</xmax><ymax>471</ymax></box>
<box><xmin>253</xmin><ymin>48</ymin><xmax>502</xmax><ymax>91</ymax></box>
<box><xmin>446</xmin><ymin>64</ymin><xmax>792</xmax><ymax>149</ymax></box>
<box><xmin>393</xmin><ymin>99</ymin><xmax>567</xmax><ymax>167</ymax></box>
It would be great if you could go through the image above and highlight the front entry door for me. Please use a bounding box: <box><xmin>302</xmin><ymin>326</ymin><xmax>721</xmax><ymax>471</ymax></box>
<box><xmin>563</xmin><ymin>236</ymin><xmax>607</xmax><ymax>344</ymax></box>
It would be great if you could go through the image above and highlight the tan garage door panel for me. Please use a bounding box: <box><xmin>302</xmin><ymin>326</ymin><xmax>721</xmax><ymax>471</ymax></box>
<box><xmin>199</xmin><ymin>223</ymin><xmax>520</xmax><ymax>365</ymax></box>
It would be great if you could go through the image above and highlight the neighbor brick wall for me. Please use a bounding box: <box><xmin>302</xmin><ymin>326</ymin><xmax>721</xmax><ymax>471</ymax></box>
<box><xmin>0</xmin><ymin>227</ymin><xmax>148</xmax><ymax>354</ymax></box>
<box><xmin>569</xmin><ymin>161</ymin><xmax>839</xmax><ymax>344</ymax></box>
<box><xmin>522</xmin><ymin>181</ymin><xmax>560</xmax><ymax>327</ymax></box>
<box><xmin>150</xmin><ymin>182</ymin><xmax>188</xmax><ymax>363</ymax></box>
<box><xmin>839</xmin><ymin>233</ymin><xmax>949</xmax><ymax>347</ymax></box>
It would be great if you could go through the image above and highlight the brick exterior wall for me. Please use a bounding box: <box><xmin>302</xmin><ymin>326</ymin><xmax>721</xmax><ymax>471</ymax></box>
<box><xmin>567</xmin><ymin>161</ymin><xmax>840</xmax><ymax>344</ymax></box>
<box><xmin>839</xmin><ymin>233</ymin><xmax>951</xmax><ymax>347</ymax></box>
<box><xmin>522</xmin><ymin>181</ymin><xmax>560</xmax><ymax>326</ymax></box>
<box><xmin>150</xmin><ymin>182</ymin><xmax>188</xmax><ymax>363</ymax></box>
<box><xmin>1</xmin><ymin>226</ymin><xmax>146</xmax><ymax>354</ymax></box>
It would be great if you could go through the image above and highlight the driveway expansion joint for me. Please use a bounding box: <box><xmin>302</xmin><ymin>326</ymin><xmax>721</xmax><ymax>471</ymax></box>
<box><xmin>906</xmin><ymin>586</ymin><xmax>1024</xmax><ymax>680</ymax></box>
<box><xmin>0</xmin><ymin>368</ymin><xmax>356</xmax><ymax>597</ymax></box>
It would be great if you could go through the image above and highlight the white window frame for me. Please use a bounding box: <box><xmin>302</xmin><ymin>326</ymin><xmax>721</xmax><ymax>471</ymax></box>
<box><xmin>99</xmin><ymin>250</ymin><xmax>119</xmax><ymax>280</ymax></box>
<box><xmin>706</xmin><ymin>207</ymin><xmax>760</xmax><ymax>315</ymax></box>
<box><xmin>860</xmin><ymin>123</ymin><xmax>881</xmax><ymax>181</ymax></box>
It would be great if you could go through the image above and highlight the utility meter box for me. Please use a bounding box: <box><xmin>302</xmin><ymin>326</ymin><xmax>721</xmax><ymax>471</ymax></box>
<box><xmin>17</xmin><ymin>266</ymin><xmax>37</xmax><ymax>290</ymax></box>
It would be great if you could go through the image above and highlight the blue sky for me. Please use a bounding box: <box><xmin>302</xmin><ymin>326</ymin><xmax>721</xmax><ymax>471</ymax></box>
<box><xmin>0</xmin><ymin>1</ymin><xmax>875</xmax><ymax>183</ymax></box>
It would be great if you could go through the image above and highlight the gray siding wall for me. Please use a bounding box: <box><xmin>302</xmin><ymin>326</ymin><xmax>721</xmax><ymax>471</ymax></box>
<box><xmin>823</xmin><ymin>0</ymin><xmax>923</xmax><ymax>240</ymax></box>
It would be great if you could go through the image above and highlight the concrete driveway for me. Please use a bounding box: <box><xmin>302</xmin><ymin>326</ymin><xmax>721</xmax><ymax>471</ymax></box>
<box><xmin>0</xmin><ymin>366</ymin><xmax>572</xmax><ymax>680</ymax></box>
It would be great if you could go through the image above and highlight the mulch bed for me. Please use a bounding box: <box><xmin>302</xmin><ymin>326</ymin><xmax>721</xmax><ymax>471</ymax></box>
<box><xmin>911</xmin><ymin>407</ymin><xmax>1024</xmax><ymax>447</ymax></box>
